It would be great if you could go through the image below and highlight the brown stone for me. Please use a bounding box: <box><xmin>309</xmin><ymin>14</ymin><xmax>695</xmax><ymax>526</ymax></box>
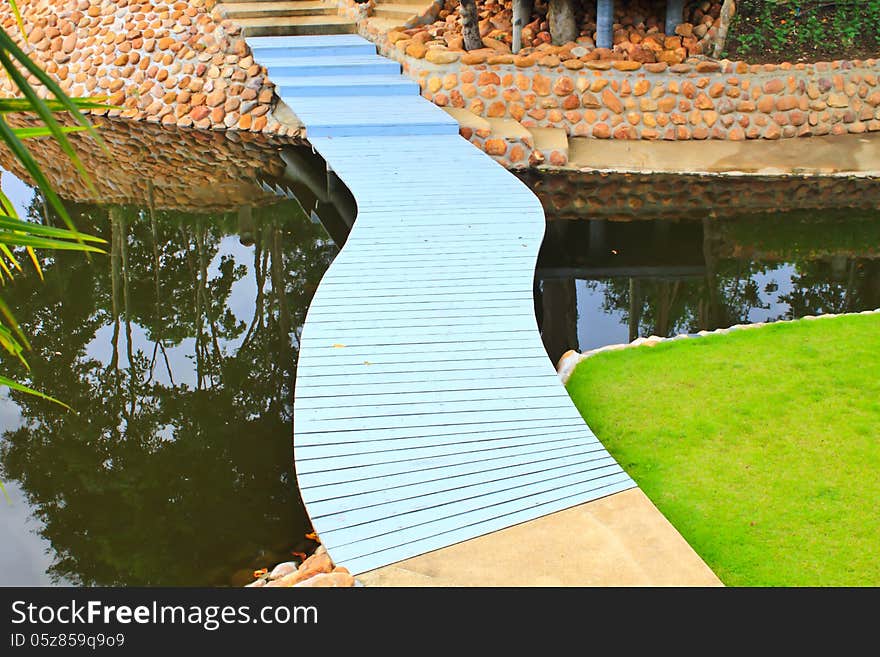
<box><xmin>581</xmin><ymin>92</ymin><xmax>600</xmax><ymax>109</ymax></box>
<box><xmin>592</xmin><ymin>123</ymin><xmax>611</xmax><ymax>138</ymax></box>
<box><xmin>695</xmin><ymin>93</ymin><xmax>714</xmax><ymax>110</ymax></box>
<box><xmin>756</xmin><ymin>95</ymin><xmax>775</xmax><ymax>113</ymax></box>
<box><xmin>657</xmin><ymin>96</ymin><xmax>677</xmax><ymax>113</ymax></box>
<box><xmin>487</xmin><ymin>101</ymin><xmax>506</xmax><ymax>117</ymax></box>
<box><xmin>405</xmin><ymin>42</ymin><xmax>427</xmax><ymax>59</ymax></box>
<box><xmin>532</xmin><ymin>74</ymin><xmax>551</xmax><ymax>96</ymax></box>
<box><xmin>764</xmin><ymin>123</ymin><xmax>781</xmax><ymax>139</ymax></box>
<box><xmin>206</xmin><ymin>90</ymin><xmax>224</xmax><ymax>107</ymax></box>
<box><xmin>763</xmin><ymin>79</ymin><xmax>784</xmax><ymax>94</ymax></box>
<box><xmin>612</xmin><ymin>60</ymin><xmax>641</xmax><ymax>71</ymax></box>
<box><xmin>293</xmin><ymin>572</ymin><xmax>355</xmax><ymax>588</ymax></box>
<box><xmin>461</xmin><ymin>52</ymin><xmax>488</xmax><ymax>65</ymax></box>
<box><xmin>484</xmin><ymin>138</ymin><xmax>507</xmax><ymax>155</ymax></box>
<box><xmin>601</xmin><ymin>88</ymin><xmax>623</xmax><ymax>114</ymax></box>
<box><xmin>553</xmin><ymin>77</ymin><xmax>574</xmax><ymax>96</ymax></box>
<box><xmin>426</xmin><ymin>49</ymin><xmax>460</xmax><ymax>65</ymax></box>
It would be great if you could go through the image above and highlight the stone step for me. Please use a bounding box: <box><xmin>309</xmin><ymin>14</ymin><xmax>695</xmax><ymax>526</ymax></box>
<box><xmin>375</xmin><ymin>0</ymin><xmax>433</xmax><ymax>5</ymax></box>
<box><xmin>258</xmin><ymin>54</ymin><xmax>401</xmax><ymax>76</ymax></box>
<box><xmin>528</xmin><ymin>127</ymin><xmax>569</xmax><ymax>166</ymax></box>
<box><xmin>486</xmin><ymin>118</ymin><xmax>533</xmax><ymax>142</ymax></box>
<box><xmin>372</xmin><ymin>3</ymin><xmax>425</xmax><ymax>20</ymax></box>
<box><xmin>220</xmin><ymin>2</ymin><xmax>339</xmax><ymax>19</ymax></box>
<box><xmin>248</xmin><ymin>34</ymin><xmax>376</xmax><ymax>58</ymax></box>
<box><xmin>365</xmin><ymin>17</ymin><xmax>408</xmax><ymax>33</ymax></box>
<box><xmin>442</xmin><ymin>107</ymin><xmax>490</xmax><ymax>133</ymax></box>
<box><xmin>290</xmin><ymin>94</ymin><xmax>460</xmax><ymax>136</ymax></box>
<box><xmin>275</xmin><ymin>73</ymin><xmax>418</xmax><ymax>97</ymax></box>
<box><xmin>237</xmin><ymin>15</ymin><xmax>357</xmax><ymax>37</ymax></box>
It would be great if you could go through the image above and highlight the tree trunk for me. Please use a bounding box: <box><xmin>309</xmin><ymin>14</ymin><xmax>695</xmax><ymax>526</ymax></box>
<box><xmin>459</xmin><ymin>0</ymin><xmax>482</xmax><ymax>51</ymax></box>
<box><xmin>713</xmin><ymin>0</ymin><xmax>736</xmax><ymax>58</ymax></box>
<box><xmin>665</xmin><ymin>0</ymin><xmax>684</xmax><ymax>35</ymax></box>
<box><xmin>548</xmin><ymin>0</ymin><xmax>577</xmax><ymax>46</ymax></box>
<box><xmin>596</xmin><ymin>0</ymin><xmax>614</xmax><ymax>49</ymax></box>
<box><xmin>512</xmin><ymin>0</ymin><xmax>532</xmax><ymax>54</ymax></box>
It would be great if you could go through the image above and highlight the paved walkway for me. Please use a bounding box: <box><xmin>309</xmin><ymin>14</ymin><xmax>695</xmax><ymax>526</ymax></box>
<box><xmin>247</xmin><ymin>34</ymin><xmax>637</xmax><ymax>576</ymax></box>
<box><xmin>358</xmin><ymin>489</ymin><xmax>723</xmax><ymax>586</ymax></box>
<box><xmin>568</xmin><ymin>132</ymin><xmax>880</xmax><ymax>176</ymax></box>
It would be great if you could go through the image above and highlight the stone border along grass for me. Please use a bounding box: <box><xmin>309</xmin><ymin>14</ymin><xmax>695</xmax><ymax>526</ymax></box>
<box><xmin>352</xmin><ymin>6</ymin><xmax>880</xmax><ymax>168</ymax></box>
<box><xmin>556</xmin><ymin>308</ymin><xmax>880</xmax><ymax>385</ymax></box>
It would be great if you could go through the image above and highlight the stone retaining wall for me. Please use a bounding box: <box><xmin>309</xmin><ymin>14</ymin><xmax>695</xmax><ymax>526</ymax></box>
<box><xmin>0</xmin><ymin>0</ymin><xmax>299</xmax><ymax>137</ymax></box>
<box><xmin>368</xmin><ymin>30</ymin><xmax>880</xmax><ymax>156</ymax></box>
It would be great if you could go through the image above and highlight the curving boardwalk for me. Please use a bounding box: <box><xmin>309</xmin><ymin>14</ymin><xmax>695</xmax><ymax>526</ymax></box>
<box><xmin>248</xmin><ymin>34</ymin><xmax>636</xmax><ymax>575</ymax></box>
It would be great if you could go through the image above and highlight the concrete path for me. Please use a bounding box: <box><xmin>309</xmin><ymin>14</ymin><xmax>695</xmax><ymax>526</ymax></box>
<box><xmin>568</xmin><ymin>132</ymin><xmax>880</xmax><ymax>176</ymax></box>
<box><xmin>358</xmin><ymin>489</ymin><xmax>722</xmax><ymax>586</ymax></box>
<box><xmin>358</xmin><ymin>488</ymin><xmax>722</xmax><ymax>586</ymax></box>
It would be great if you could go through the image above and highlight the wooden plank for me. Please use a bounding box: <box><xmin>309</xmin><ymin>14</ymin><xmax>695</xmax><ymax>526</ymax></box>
<box><xmin>340</xmin><ymin>478</ymin><xmax>635</xmax><ymax>574</ymax></box>
<box><xmin>299</xmin><ymin>443</ymin><xmax>606</xmax><ymax>497</ymax></box>
<box><xmin>248</xmin><ymin>33</ymin><xmax>636</xmax><ymax>576</ymax></box>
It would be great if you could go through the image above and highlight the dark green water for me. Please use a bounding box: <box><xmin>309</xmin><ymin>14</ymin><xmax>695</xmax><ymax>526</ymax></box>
<box><xmin>1</xmin><ymin>154</ymin><xmax>878</xmax><ymax>586</ymax></box>
<box><xmin>0</xmin><ymin>190</ymin><xmax>335</xmax><ymax>586</ymax></box>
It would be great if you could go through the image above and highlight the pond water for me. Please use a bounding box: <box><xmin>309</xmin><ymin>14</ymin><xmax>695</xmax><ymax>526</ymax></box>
<box><xmin>536</xmin><ymin>209</ymin><xmax>880</xmax><ymax>363</ymax></box>
<box><xmin>0</xmin><ymin>169</ymin><xmax>337</xmax><ymax>586</ymax></box>
<box><xmin>1</xmin><ymin>131</ymin><xmax>878</xmax><ymax>586</ymax></box>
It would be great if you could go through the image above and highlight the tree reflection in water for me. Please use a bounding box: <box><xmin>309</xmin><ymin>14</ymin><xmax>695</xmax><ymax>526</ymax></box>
<box><xmin>537</xmin><ymin>212</ymin><xmax>880</xmax><ymax>361</ymax></box>
<box><xmin>0</xmin><ymin>194</ymin><xmax>336</xmax><ymax>586</ymax></box>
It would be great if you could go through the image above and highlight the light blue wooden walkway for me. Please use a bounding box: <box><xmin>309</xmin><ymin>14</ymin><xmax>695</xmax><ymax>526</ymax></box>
<box><xmin>248</xmin><ymin>34</ymin><xmax>636</xmax><ymax>575</ymax></box>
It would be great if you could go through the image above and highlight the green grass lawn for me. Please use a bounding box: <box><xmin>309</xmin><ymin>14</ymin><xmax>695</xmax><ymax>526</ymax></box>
<box><xmin>565</xmin><ymin>314</ymin><xmax>880</xmax><ymax>586</ymax></box>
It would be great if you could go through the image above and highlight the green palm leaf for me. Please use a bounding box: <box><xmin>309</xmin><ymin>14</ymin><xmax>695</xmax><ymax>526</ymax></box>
<box><xmin>13</xmin><ymin>125</ymin><xmax>89</xmax><ymax>139</ymax></box>
<box><xmin>0</xmin><ymin>97</ymin><xmax>109</xmax><ymax>113</ymax></box>
<box><xmin>0</xmin><ymin>374</ymin><xmax>68</xmax><ymax>409</ymax></box>
<box><xmin>0</xmin><ymin>45</ymin><xmax>96</xmax><ymax>220</ymax></box>
<box><xmin>0</xmin><ymin>215</ymin><xmax>106</xmax><ymax>243</ymax></box>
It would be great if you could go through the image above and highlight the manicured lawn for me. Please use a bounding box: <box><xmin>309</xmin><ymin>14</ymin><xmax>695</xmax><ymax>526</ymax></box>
<box><xmin>566</xmin><ymin>313</ymin><xmax>880</xmax><ymax>586</ymax></box>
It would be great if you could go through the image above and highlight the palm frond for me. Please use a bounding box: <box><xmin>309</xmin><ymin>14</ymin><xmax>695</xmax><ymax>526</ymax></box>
<box><xmin>13</xmin><ymin>124</ymin><xmax>89</xmax><ymax>139</ymax></box>
<box><xmin>0</xmin><ymin>97</ymin><xmax>109</xmax><ymax>113</ymax></box>
<box><xmin>0</xmin><ymin>45</ymin><xmax>97</xmax><ymax>211</ymax></box>
<box><xmin>7</xmin><ymin>0</ymin><xmax>24</xmax><ymax>38</ymax></box>
<box><xmin>0</xmin><ymin>374</ymin><xmax>68</xmax><ymax>409</ymax></box>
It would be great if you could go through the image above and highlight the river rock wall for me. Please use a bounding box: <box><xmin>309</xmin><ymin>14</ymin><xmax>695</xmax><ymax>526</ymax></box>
<box><xmin>364</xmin><ymin>24</ymin><xmax>880</xmax><ymax>149</ymax></box>
<box><xmin>0</xmin><ymin>0</ymin><xmax>299</xmax><ymax>137</ymax></box>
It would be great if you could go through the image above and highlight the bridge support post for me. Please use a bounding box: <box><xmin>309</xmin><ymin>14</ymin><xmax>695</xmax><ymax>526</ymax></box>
<box><xmin>665</xmin><ymin>0</ymin><xmax>684</xmax><ymax>35</ymax></box>
<box><xmin>596</xmin><ymin>0</ymin><xmax>614</xmax><ymax>49</ymax></box>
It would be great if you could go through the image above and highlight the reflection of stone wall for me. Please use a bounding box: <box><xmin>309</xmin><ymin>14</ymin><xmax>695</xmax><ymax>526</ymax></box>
<box><xmin>0</xmin><ymin>0</ymin><xmax>298</xmax><ymax>137</ymax></box>
<box><xmin>519</xmin><ymin>170</ymin><xmax>880</xmax><ymax>222</ymax></box>
<box><xmin>0</xmin><ymin>117</ymin><xmax>294</xmax><ymax>212</ymax></box>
